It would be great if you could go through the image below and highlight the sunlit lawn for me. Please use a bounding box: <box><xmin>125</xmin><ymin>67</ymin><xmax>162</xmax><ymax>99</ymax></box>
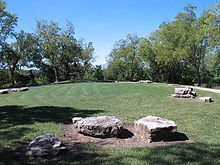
<box><xmin>0</xmin><ymin>82</ymin><xmax>220</xmax><ymax>164</ymax></box>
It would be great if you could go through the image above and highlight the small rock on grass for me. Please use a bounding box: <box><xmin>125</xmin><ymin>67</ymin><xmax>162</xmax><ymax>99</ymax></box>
<box><xmin>198</xmin><ymin>97</ymin><xmax>214</xmax><ymax>103</ymax></box>
<box><xmin>26</xmin><ymin>134</ymin><xmax>66</xmax><ymax>157</ymax></box>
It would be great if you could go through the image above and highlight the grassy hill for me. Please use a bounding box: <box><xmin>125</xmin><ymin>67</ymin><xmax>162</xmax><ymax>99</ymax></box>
<box><xmin>0</xmin><ymin>82</ymin><xmax>220</xmax><ymax>164</ymax></box>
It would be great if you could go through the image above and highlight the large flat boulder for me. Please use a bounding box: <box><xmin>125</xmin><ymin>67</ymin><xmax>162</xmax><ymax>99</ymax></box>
<box><xmin>139</xmin><ymin>80</ymin><xmax>153</xmax><ymax>83</ymax></box>
<box><xmin>26</xmin><ymin>134</ymin><xmax>66</xmax><ymax>157</ymax></box>
<box><xmin>72</xmin><ymin>116</ymin><xmax>123</xmax><ymax>138</ymax></box>
<box><xmin>10</xmin><ymin>87</ymin><xmax>29</xmax><ymax>92</ymax></box>
<box><xmin>172</xmin><ymin>87</ymin><xmax>197</xmax><ymax>98</ymax></box>
<box><xmin>198</xmin><ymin>97</ymin><xmax>214</xmax><ymax>103</ymax></box>
<box><xmin>0</xmin><ymin>89</ymin><xmax>9</xmax><ymax>94</ymax></box>
<box><xmin>171</xmin><ymin>94</ymin><xmax>193</xmax><ymax>98</ymax></box>
<box><xmin>134</xmin><ymin>116</ymin><xmax>177</xmax><ymax>142</ymax></box>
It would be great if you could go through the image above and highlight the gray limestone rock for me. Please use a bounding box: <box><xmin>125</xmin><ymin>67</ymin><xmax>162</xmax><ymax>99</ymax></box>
<box><xmin>172</xmin><ymin>87</ymin><xmax>197</xmax><ymax>98</ymax></box>
<box><xmin>171</xmin><ymin>94</ymin><xmax>194</xmax><ymax>98</ymax></box>
<box><xmin>134</xmin><ymin>116</ymin><xmax>177</xmax><ymax>142</ymax></box>
<box><xmin>0</xmin><ymin>89</ymin><xmax>9</xmax><ymax>94</ymax></box>
<box><xmin>139</xmin><ymin>80</ymin><xmax>153</xmax><ymax>83</ymax></box>
<box><xmin>72</xmin><ymin>116</ymin><xmax>123</xmax><ymax>138</ymax></box>
<box><xmin>10</xmin><ymin>87</ymin><xmax>29</xmax><ymax>92</ymax></box>
<box><xmin>26</xmin><ymin>134</ymin><xmax>66</xmax><ymax>157</ymax></box>
<box><xmin>198</xmin><ymin>97</ymin><xmax>214</xmax><ymax>103</ymax></box>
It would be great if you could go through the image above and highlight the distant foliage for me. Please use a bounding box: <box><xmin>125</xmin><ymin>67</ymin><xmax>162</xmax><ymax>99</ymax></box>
<box><xmin>0</xmin><ymin>1</ymin><xmax>219</xmax><ymax>88</ymax></box>
<box><xmin>106</xmin><ymin>2</ymin><xmax>220</xmax><ymax>86</ymax></box>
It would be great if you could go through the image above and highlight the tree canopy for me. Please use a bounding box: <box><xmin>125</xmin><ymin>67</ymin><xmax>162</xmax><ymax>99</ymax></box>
<box><xmin>0</xmin><ymin>1</ymin><xmax>219</xmax><ymax>88</ymax></box>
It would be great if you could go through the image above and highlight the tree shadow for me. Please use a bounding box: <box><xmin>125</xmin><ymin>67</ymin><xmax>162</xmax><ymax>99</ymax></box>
<box><xmin>0</xmin><ymin>105</ymin><xmax>103</xmax><ymax>129</ymax></box>
<box><xmin>1</xmin><ymin>142</ymin><xmax>220</xmax><ymax>165</ymax></box>
<box><xmin>0</xmin><ymin>105</ymin><xmax>104</xmax><ymax>164</ymax></box>
<box><xmin>139</xmin><ymin>143</ymin><xmax>220</xmax><ymax>165</ymax></box>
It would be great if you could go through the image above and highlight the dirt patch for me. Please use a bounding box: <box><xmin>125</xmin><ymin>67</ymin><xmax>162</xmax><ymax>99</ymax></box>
<box><xmin>59</xmin><ymin>124</ymin><xmax>193</xmax><ymax>148</ymax></box>
<box><xmin>1</xmin><ymin>124</ymin><xmax>193</xmax><ymax>163</ymax></box>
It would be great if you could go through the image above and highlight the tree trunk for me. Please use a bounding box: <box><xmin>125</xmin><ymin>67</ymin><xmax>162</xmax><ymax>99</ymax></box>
<box><xmin>10</xmin><ymin>68</ymin><xmax>15</xmax><ymax>87</ymax></box>
<box><xmin>53</xmin><ymin>67</ymin><xmax>59</xmax><ymax>83</ymax></box>
<box><xmin>196</xmin><ymin>67</ymin><xmax>201</xmax><ymax>86</ymax></box>
<box><xmin>64</xmin><ymin>63</ymin><xmax>70</xmax><ymax>80</ymax></box>
<box><xmin>29</xmin><ymin>70</ymin><xmax>35</xmax><ymax>84</ymax></box>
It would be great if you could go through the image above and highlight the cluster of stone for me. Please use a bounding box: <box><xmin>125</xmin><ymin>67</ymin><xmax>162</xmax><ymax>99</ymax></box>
<box><xmin>26</xmin><ymin>115</ymin><xmax>187</xmax><ymax>157</ymax></box>
<box><xmin>26</xmin><ymin>134</ymin><xmax>66</xmax><ymax>157</ymax></box>
<box><xmin>134</xmin><ymin>116</ymin><xmax>177</xmax><ymax>142</ymax></box>
<box><xmin>171</xmin><ymin>87</ymin><xmax>197</xmax><ymax>98</ymax></box>
<box><xmin>139</xmin><ymin>80</ymin><xmax>153</xmax><ymax>83</ymax></box>
<box><xmin>72</xmin><ymin>116</ymin><xmax>123</xmax><ymax>138</ymax></box>
<box><xmin>0</xmin><ymin>87</ymin><xmax>29</xmax><ymax>94</ymax></box>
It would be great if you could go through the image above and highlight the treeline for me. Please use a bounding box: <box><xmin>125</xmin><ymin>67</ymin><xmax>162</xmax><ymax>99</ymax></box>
<box><xmin>0</xmin><ymin>1</ymin><xmax>219</xmax><ymax>88</ymax></box>
<box><xmin>0</xmin><ymin>1</ymin><xmax>102</xmax><ymax>88</ymax></box>
<box><xmin>106</xmin><ymin>3</ymin><xmax>220</xmax><ymax>86</ymax></box>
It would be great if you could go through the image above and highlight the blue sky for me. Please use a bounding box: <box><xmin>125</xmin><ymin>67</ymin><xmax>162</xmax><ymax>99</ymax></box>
<box><xmin>4</xmin><ymin>0</ymin><xmax>219</xmax><ymax>65</ymax></box>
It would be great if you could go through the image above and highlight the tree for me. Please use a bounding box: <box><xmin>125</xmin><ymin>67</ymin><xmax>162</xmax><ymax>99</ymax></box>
<box><xmin>58</xmin><ymin>23</ymin><xmax>82</xmax><ymax>80</ymax></box>
<box><xmin>140</xmin><ymin>4</ymin><xmax>210</xmax><ymax>85</ymax></box>
<box><xmin>173</xmin><ymin>4</ymin><xmax>209</xmax><ymax>85</ymax></box>
<box><xmin>36</xmin><ymin>19</ymin><xmax>62</xmax><ymax>82</ymax></box>
<box><xmin>78</xmin><ymin>40</ymin><xmax>94</xmax><ymax>80</ymax></box>
<box><xmin>1</xmin><ymin>43</ymin><xmax>20</xmax><ymax>86</ymax></box>
<box><xmin>0</xmin><ymin>1</ymin><xmax>17</xmax><ymax>86</ymax></box>
<box><xmin>107</xmin><ymin>34</ymin><xmax>145</xmax><ymax>81</ymax></box>
<box><xmin>13</xmin><ymin>30</ymin><xmax>43</xmax><ymax>84</ymax></box>
<box><xmin>201</xmin><ymin>2</ymin><xmax>220</xmax><ymax>50</ymax></box>
<box><xmin>35</xmin><ymin>20</ymin><xmax>94</xmax><ymax>82</ymax></box>
<box><xmin>0</xmin><ymin>1</ymin><xmax>17</xmax><ymax>45</ymax></box>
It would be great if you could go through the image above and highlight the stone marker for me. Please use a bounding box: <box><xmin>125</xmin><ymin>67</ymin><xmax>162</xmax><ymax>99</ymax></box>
<box><xmin>198</xmin><ymin>97</ymin><xmax>214</xmax><ymax>103</ymax></box>
<box><xmin>10</xmin><ymin>87</ymin><xmax>29</xmax><ymax>92</ymax></box>
<box><xmin>134</xmin><ymin>116</ymin><xmax>177</xmax><ymax>142</ymax></box>
<box><xmin>0</xmin><ymin>89</ymin><xmax>9</xmax><ymax>94</ymax></box>
<box><xmin>72</xmin><ymin>116</ymin><xmax>123</xmax><ymax>138</ymax></box>
<box><xmin>26</xmin><ymin>134</ymin><xmax>66</xmax><ymax>157</ymax></box>
<box><xmin>19</xmin><ymin>87</ymin><xmax>29</xmax><ymax>91</ymax></box>
<box><xmin>139</xmin><ymin>80</ymin><xmax>153</xmax><ymax>83</ymax></box>
<box><xmin>171</xmin><ymin>87</ymin><xmax>197</xmax><ymax>98</ymax></box>
<box><xmin>9</xmin><ymin>88</ymin><xmax>21</xmax><ymax>92</ymax></box>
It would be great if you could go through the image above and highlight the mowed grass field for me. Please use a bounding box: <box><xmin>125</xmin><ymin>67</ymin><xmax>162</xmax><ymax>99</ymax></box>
<box><xmin>0</xmin><ymin>82</ymin><xmax>220</xmax><ymax>165</ymax></box>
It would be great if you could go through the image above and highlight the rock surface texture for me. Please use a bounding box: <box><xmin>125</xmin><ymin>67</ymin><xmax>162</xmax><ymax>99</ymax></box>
<box><xmin>0</xmin><ymin>89</ymin><xmax>9</xmax><ymax>94</ymax></box>
<box><xmin>134</xmin><ymin>116</ymin><xmax>177</xmax><ymax>142</ymax></box>
<box><xmin>171</xmin><ymin>87</ymin><xmax>197</xmax><ymax>98</ymax></box>
<box><xmin>0</xmin><ymin>87</ymin><xmax>29</xmax><ymax>94</ymax></box>
<box><xmin>198</xmin><ymin>97</ymin><xmax>214</xmax><ymax>103</ymax></box>
<box><xmin>10</xmin><ymin>87</ymin><xmax>29</xmax><ymax>92</ymax></box>
<box><xmin>72</xmin><ymin>116</ymin><xmax>123</xmax><ymax>138</ymax></box>
<box><xmin>26</xmin><ymin>134</ymin><xmax>66</xmax><ymax>157</ymax></box>
<box><xmin>139</xmin><ymin>80</ymin><xmax>153</xmax><ymax>83</ymax></box>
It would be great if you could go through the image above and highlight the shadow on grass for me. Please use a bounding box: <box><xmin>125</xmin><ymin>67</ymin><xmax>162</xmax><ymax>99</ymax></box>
<box><xmin>0</xmin><ymin>105</ymin><xmax>103</xmax><ymax>129</ymax></box>
<box><xmin>0</xmin><ymin>142</ymin><xmax>220</xmax><ymax>165</ymax></box>
<box><xmin>0</xmin><ymin>105</ymin><xmax>104</xmax><ymax>164</ymax></box>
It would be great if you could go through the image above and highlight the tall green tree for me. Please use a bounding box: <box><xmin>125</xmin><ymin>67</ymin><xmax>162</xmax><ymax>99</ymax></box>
<box><xmin>107</xmin><ymin>34</ymin><xmax>145</xmax><ymax>81</ymax></box>
<box><xmin>1</xmin><ymin>43</ymin><xmax>20</xmax><ymax>86</ymax></box>
<box><xmin>79</xmin><ymin>40</ymin><xmax>94</xmax><ymax>79</ymax></box>
<box><xmin>0</xmin><ymin>1</ymin><xmax>18</xmax><ymax>86</ymax></box>
<box><xmin>58</xmin><ymin>23</ymin><xmax>82</xmax><ymax>80</ymax></box>
<box><xmin>201</xmin><ymin>2</ymin><xmax>220</xmax><ymax>50</ymax></box>
<box><xmin>36</xmin><ymin>19</ymin><xmax>61</xmax><ymax>82</ymax></box>
<box><xmin>173</xmin><ymin>4</ymin><xmax>209</xmax><ymax>85</ymax></box>
<box><xmin>14</xmin><ymin>31</ymin><xmax>43</xmax><ymax>84</ymax></box>
<box><xmin>0</xmin><ymin>1</ymin><xmax>17</xmax><ymax>45</ymax></box>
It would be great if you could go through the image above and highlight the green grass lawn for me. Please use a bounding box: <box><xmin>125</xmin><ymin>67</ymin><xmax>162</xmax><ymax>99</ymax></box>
<box><xmin>0</xmin><ymin>82</ymin><xmax>220</xmax><ymax>165</ymax></box>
